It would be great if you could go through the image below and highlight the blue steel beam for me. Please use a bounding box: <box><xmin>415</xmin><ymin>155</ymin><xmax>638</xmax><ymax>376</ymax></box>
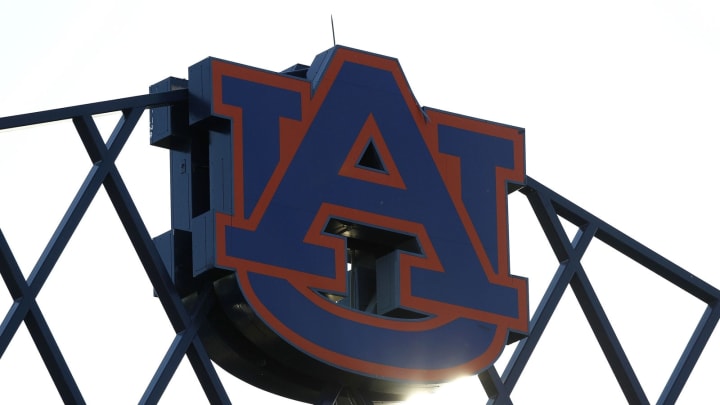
<box><xmin>570</xmin><ymin>267</ymin><xmax>649</xmax><ymax>404</ymax></box>
<box><xmin>0</xmin><ymin>231</ymin><xmax>85</xmax><ymax>404</ymax></box>
<box><xmin>0</xmin><ymin>107</ymin><xmax>140</xmax><ymax>356</ymax></box>
<box><xmin>1</xmin><ymin>93</ymin><xmax>719</xmax><ymax>404</ymax></box>
<box><xmin>70</xmin><ymin>109</ymin><xmax>189</xmax><ymax>329</ymax></box>
<box><xmin>485</xmin><ymin>178</ymin><xmax>720</xmax><ymax>405</ymax></box>
<box><xmin>70</xmin><ymin>106</ymin><xmax>231</xmax><ymax>403</ymax></box>
<box><xmin>0</xmin><ymin>92</ymin><xmax>231</xmax><ymax>404</ymax></box>
<box><xmin>478</xmin><ymin>366</ymin><xmax>513</xmax><ymax>405</ymax></box>
<box><xmin>657</xmin><ymin>301</ymin><xmax>720</xmax><ymax>404</ymax></box>
<box><xmin>140</xmin><ymin>283</ymin><xmax>228</xmax><ymax>404</ymax></box>
<box><xmin>533</xmin><ymin>177</ymin><xmax>720</xmax><ymax>304</ymax></box>
<box><xmin>101</xmin><ymin>142</ymin><xmax>230</xmax><ymax>403</ymax></box>
<box><xmin>0</xmin><ymin>90</ymin><xmax>187</xmax><ymax>130</ymax></box>
<box><xmin>530</xmin><ymin>179</ymin><xmax>648</xmax><ymax>402</ymax></box>
<box><xmin>487</xmin><ymin>186</ymin><xmax>599</xmax><ymax>403</ymax></box>
<box><xmin>494</xmin><ymin>229</ymin><xmax>596</xmax><ymax>394</ymax></box>
<box><xmin>527</xmin><ymin>177</ymin><xmax>720</xmax><ymax>404</ymax></box>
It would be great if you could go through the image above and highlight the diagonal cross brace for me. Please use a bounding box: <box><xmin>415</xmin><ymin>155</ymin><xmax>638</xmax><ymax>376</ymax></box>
<box><xmin>71</xmin><ymin>111</ymin><xmax>231</xmax><ymax>404</ymax></box>
<box><xmin>485</xmin><ymin>183</ymin><xmax>611</xmax><ymax>404</ymax></box>
<box><xmin>531</xmin><ymin>177</ymin><xmax>720</xmax><ymax>405</ymax></box>
<box><xmin>0</xmin><ymin>108</ymin><xmax>147</xmax><ymax>404</ymax></box>
<box><xmin>0</xmin><ymin>92</ymin><xmax>229</xmax><ymax>404</ymax></box>
<box><xmin>0</xmin><ymin>107</ymin><xmax>145</xmax><ymax>355</ymax></box>
<box><xmin>529</xmin><ymin>182</ymin><xmax>648</xmax><ymax>404</ymax></box>
<box><xmin>2</xmin><ymin>94</ymin><xmax>719</xmax><ymax>404</ymax></box>
<box><xmin>478</xmin><ymin>366</ymin><xmax>513</xmax><ymax>405</ymax></box>
<box><xmin>0</xmin><ymin>230</ymin><xmax>85</xmax><ymax>404</ymax></box>
<box><xmin>139</xmin><ymin>283</ymin><xmax>229</xmax><ymax>404</ymax></box>
<box><xmin>485</xmin><ymin>178</ymin><xmax>719</xmax><ymax>405</ymax></box>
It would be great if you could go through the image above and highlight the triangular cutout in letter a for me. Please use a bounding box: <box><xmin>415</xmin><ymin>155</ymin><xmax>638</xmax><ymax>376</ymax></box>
<box><xmin>339</xmin><ymin>114</ymin><xmax>406</xmax><ymax>189</ymax></box>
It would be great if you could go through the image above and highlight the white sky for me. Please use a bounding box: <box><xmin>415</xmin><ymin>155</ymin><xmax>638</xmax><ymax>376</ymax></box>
<box><xmin>1</xmin><ymin>1</ymin><xmax>719</xmax><ymax>404</ymax></box>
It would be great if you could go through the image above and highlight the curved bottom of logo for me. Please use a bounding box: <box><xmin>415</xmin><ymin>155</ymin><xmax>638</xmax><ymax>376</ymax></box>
<box><xmin>199</xmin><ymin>274</ymin><xmax>445</xmax><ymax>403</ymax></box>
<box><xmin>240</xmin><ymin>270</ymin><xmax>508</xmax><ymax>380</ymax></box>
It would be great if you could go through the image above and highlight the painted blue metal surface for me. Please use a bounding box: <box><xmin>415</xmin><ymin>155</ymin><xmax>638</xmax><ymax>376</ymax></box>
<box><xmin>480</xmin><ymin>178</ymin><xmax>720</xmax><ymax>405</ymax></box>
<box><xmin>0</xmin><ymin>47</ymin><xmax>718</xmax><ymax>404</ymax></box>
<box><xmin>160</xmin><ymin>47</ymin><xmax>530</xmax><ymax>402</ymax></box>
<box><xmin>0</xmin><ymin>91</ymin><xmax>231</xmax><ymax>405</ymax></box>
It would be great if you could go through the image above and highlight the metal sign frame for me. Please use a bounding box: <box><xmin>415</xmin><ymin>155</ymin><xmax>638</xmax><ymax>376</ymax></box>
<box><xmin>1</xmin><ymin>90</ymin><xmax>718</xmax><ymax>404</ymax></box>
<box><xmin>166</xmin><ymin>47</ymin><xmax>529</xmax><ymax>400</ymax></box>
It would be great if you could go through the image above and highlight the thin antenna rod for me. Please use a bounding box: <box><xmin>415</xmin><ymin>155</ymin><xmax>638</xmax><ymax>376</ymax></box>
<box><xmin>331</xmin><ymin>15</ymin><xmax>336</xmax><ymax>46</ymax></box>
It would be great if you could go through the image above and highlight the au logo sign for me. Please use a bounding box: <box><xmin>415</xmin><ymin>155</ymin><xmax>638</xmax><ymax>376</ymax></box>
<box><xmin>169</xmin><ymin>46</ymin><xmax>528</xmax><ymax>399</ymax></box>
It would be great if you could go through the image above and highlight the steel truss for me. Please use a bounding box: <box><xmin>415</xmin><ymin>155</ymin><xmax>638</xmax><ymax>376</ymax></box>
<box><xmin>480</xmin><ymin>178</ymin><xmax>720</xmax><ymax>405</ymax></box>
<box><xmin>0</xmin><ymin>93</ymin><xmax>718</xmax><ymax>405</ymax></box>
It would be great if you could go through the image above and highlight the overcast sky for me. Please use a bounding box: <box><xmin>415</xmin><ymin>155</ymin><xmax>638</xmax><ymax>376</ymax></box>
<box><xmin>1</xmin><ymin>1</ymin><xmax>719</xmax><ymax>404</ymax></box>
